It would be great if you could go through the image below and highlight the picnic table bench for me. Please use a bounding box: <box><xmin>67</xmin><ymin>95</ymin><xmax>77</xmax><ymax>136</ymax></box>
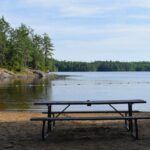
<box><xmin>31</xmin><ymin>99</ymin><xmax>150</xmax><ymax>140</ymax></box>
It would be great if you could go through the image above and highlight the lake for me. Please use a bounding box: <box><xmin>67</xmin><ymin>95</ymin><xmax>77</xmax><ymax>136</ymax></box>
<box><xmin>0</xmin><ymin>72</ymin><xmax>150</xmax><ymax>111</ymax></box>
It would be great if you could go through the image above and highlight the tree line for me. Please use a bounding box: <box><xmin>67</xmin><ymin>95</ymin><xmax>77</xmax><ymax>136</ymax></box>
<box><xmin>54</xmin><ymin>60</ymin><xmax>150</xmax><ymax>71</ymax></box>
<box><xmin>0</xmin><ymin>17</ymin><xmax>55</xmax><ymax>72</ymax></box>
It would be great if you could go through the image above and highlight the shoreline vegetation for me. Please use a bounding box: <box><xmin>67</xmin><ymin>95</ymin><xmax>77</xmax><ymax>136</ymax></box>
<box><xmin>55</xmin><ymin>60</ymin><xmax>150</xmax><ymax>72</ymax></box>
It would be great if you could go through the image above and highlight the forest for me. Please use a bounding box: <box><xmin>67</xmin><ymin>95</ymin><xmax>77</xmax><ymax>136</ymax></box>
<box><xmin>0</xmin><ymin>17</ymin><xmax>55</xmax><ymax>72</ymax></box>
<box><xmin>1</xmin><ymin>16</ymin><xmax>150</xmax><ymax>72</ymax></box>
<box><xmin>55</xmin><ymin>60</ymin><xmax>150</xmax><ymax>72</ymax></box>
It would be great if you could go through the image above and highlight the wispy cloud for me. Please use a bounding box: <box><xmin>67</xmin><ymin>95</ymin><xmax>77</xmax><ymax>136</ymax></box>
<box><xmin>129</xmin><ymin>15</ymin><xmax>150</xmax><ymax>19</ymax></box>
<box><xmin>60</xmin><ymin>6</ymin><xmax>99</xmax><ymax>17</ymax></box>
<box><xmin>22</xmin><ymin>0</ymin><xmax>150</xmax><ymax>17</ymax></box>
<box><xmin>128</xmin><ymin>0</ymin><xmax>150</xmax><ymax>8</ymax></box>
<box><xmin>23</xmin><ymin>0</ymin><xmax>117</xmax><ymax>17</ymax></box>
<box><xmin>33</xmin><ymin>23</ymin><xmax>150</xmax><ymax>38</ymax></box>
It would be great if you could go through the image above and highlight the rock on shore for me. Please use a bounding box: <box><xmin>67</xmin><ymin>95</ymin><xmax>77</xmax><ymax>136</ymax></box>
<box><xmin>0</xmin><ymin>68</ymin><xmax>48</xmax><ymax>80</ymax></box>
<box><xmin>0</xmin><ymin>68</ymin><xmax>15</xmax><ymax>79</ymax></box>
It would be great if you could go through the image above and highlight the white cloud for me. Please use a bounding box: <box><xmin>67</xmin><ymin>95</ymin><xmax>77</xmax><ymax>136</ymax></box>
<box><xmin>56</xmin><ymin>32</ymin><xmax>150</xmax><ymax>51</ymax></box>
<box><xmin>128</xmin><ymin>0</ymin><xmax>150</xmax><ymax>8</ymax></box>
<box><xmin>33</xmin><ymin>23</ymin><xmax>150</xmax><ymax>37</ymax></box>
<box><xmin>23</xmin><ymin>0</ymin><xmax>64</xmax><ymax>7</ymax></box>
<box><xmin>52</xmin><ymin>22</ymin><xmax>150</xmax><ymax>61</ymax></box>
<box><xmin>23</xmin><ymin>0</ymin><xmax>80</xmax><ymax>10</ymax></box>
<box><xmin>60</xmin><ymin>6</ymin><xmax>99</xmax><ymax>17</ymax></box>
<box><xmin>22</xmin><ymin>0</ymin><xmax>117</xmax><ymax>17</ymax></box>
<box><xmin>54</xmin><ymin>32</ymin><xmax>150</xmax><ymax>61</ymax></box>
<box><xmin>22</xmin><ymin>0</ymin><xmax>150</xmax><ymax>17</ymax></box>
<box><xmin>3</xmin><ymin>0</ymin><xmax>150</xmax><ymax>20</ymax></box>
<box><xmin>129</xmin><ymin>15</ymin><xmax>150</xmax><ymax>19</ymax></box>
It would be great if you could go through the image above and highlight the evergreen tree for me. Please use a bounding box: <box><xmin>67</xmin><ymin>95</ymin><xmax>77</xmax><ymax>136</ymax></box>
<box><xmin>0</xmin><ymin>16</ymin><xmax>55</xmax><ymax>72</ymax></box>
<box><xmin>0</xmin><ymin>17</ymin><xmax>10</xmax><ymax>66</ymax></box>
<box><xmin>42</xmin><ymin>33</ymin><xmax>53</xmax><ymax>71</ymax></box>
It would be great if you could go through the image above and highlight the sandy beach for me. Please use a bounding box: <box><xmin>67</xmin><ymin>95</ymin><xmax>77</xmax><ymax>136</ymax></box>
<box><xmin>0</xmin><ymin>111</ymin><xmax>150</xmax><ymax>150</ymax></box>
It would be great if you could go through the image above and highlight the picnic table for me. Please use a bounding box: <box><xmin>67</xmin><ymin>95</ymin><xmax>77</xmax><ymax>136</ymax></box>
<box><xmin>31</xmin><ymin>99</ymin><xmax>150</xmax><ymax>140</ymax></box>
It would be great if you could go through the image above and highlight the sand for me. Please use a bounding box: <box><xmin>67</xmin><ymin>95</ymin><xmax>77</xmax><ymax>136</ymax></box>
<box><xmin>0</xmin><ymin>111</ymin><xmax>150</xmax><ymax>150</ymax></box>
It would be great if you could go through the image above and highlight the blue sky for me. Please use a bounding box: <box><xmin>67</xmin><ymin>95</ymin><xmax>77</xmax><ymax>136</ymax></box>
<box><xmin>1</xmin><ymin>0</ymin><xmax>150</xmax><ymax>62</ymax></box>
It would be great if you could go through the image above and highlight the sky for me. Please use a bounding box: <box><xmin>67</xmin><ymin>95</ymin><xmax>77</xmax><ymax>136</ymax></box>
<box><xmin>1</xmin><ymin>0</ymin><xmax>150</xmax><ymax>62</ymax></box>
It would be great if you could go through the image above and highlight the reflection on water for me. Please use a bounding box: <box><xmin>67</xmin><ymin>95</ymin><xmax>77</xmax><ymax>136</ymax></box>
<box><xmin>0</xmin><ymin>72</ymin><xmax>150</xmax><ymax>111</ymax></box>
<box><xmin>0</xmin><ymin>78</ymin><xmax>52</xmax><ymax>111</ymax></box>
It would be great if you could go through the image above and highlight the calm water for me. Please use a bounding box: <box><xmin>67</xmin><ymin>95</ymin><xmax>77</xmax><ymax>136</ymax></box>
<box><xmin>0</xmin><ymin>72</ymin><xmax>150</xmax><ymax>111</ymax></box>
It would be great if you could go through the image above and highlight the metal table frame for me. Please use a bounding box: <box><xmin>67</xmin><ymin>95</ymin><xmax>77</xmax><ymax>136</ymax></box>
<box><xmin>35</xmin><ymin>99</ymin><xmax>146</xmax><ymax>135</ymax></box>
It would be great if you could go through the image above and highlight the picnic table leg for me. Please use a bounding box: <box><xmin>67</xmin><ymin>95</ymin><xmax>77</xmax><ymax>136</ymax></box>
<box><xmin>128</xmin><ymin>103</ymin><xmax>133</xmax><ymax>132</ymax></box>
<box><xmin>124</xmin><ymin>112</ymin><xmax>129</xmax><ymax>130</ymax></box>
<box><xmin>134</xmin><ymin>119</ymin><xmax>139</xmax><ymax>139</ymax></box>
<box><xmin>52</xmin><ymin>114</ymin><xmax>55</xmax><ymax>127</ymax></box>
<box><xmin>42</xmin><ymin>120</ymin><xmax>46</xmax><ymax>140</ymax></box>
<box><xmin>47</xmin><ymin>104</ymin><xmax>52</xmax><ymax>132</ymax></box>
<box><xmin>130</xmin><ymin>118</ymin><xmax>139</xmax><ymax>140</ymax></box>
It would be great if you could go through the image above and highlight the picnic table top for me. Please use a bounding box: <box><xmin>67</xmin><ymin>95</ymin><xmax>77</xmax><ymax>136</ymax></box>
<box><xmin>34</xmin><ymin>99</ymin><xmax>146</xmax><ymax>105</ymax></box>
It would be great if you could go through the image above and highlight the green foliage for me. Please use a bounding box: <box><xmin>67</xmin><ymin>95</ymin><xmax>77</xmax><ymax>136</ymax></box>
<box><xmin>55</xmin><ymin>60</ymin><xmax>150</xmax><ymax>72</ymax></box>
<box><xmin>0</xmin><ymin>17</ymin><xmax>55</xmax><ymax>72</ymax></box>
<box><xmin>42</xmin><ymin>33</ymin><xmax>54</xmax><ymax>71</ymax></box>
<box><xmin>0</xmin><ymin>16</ymin><xmax>10</xmax><ymax>66</ymax></box>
